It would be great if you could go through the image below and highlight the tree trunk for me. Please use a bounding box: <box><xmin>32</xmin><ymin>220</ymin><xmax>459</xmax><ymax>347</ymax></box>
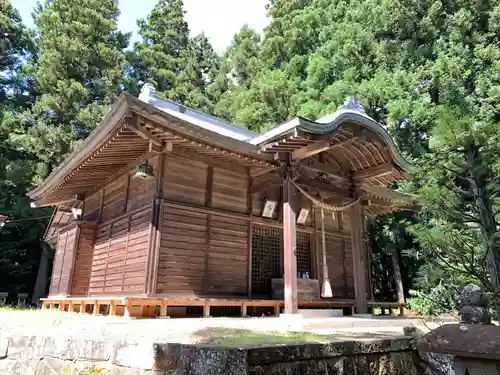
<box><xmin>466</xmin><ymin>147</ymin><xmax>500</xmax><ymax>314</ymax></box>
<box><xmin>391</xmin><ymin>248</ymin><xmax>405</xmax><ymax>304</ymax></box>
<box><xmin>31</xmin><ymin>246</ymin><xmax>51</xmax><ymax>304</ymax></box>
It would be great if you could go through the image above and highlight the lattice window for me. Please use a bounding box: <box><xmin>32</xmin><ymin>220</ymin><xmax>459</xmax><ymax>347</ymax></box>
<box><xmin>296</xmin><ymin>232</ymin><xmax>312</xmax><ymax>275</ymax></box>
<box><xmin>252</xmin><ymin>226</ymin><xmax>312</xmax><ymax>296</ymax></box>
<box><xmin>251</xmin><ymin>225</ymin><xmax>282</xmax><ymax>296</ymax></box>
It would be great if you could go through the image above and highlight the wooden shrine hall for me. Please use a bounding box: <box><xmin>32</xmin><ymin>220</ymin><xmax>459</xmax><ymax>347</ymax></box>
<box><xmin>29</xmin><ymin>84</ymin><xmax>414</xmax><ymax>318</ymax></box>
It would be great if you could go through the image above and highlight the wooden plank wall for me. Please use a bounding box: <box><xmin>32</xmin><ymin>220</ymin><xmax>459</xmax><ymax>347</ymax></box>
<box><xmin>83</xmin><ymin>193</ymin><xmax>100</xmax><ymax>221</ymax></box>
<box><xmin>157</xmin><ymin>204</ymin><xmax>208</xmax><ymax>295</ymax></box>
<box><xmin>49</xmin><ymin>227</ymin><xmax>78</xmax><ymax>296</ymax></box>
<box><xmin>163</xmin><ymin>158</ymin><xmax>207</xmax><ymax>206</ymax></box>
<box><xmin>155</xmin><ymin>157</ymin><xmax>250</xmax><ymax>297</ymax></box>
<box><xmin>88</xmin><ymin>206</ymin><xmax>152</xmax><ymax>295</ymax></box>
<box><xmin>315</xmin><ymin>210</ymin><xmax>356</xmax><ymax>298</ymax></box>
<box><xmin>127</xmin><ymin>157</ymin><xmax>157</xmax><ymax>211</ymax></box>
<box><xmin>207</xmin><ymin>213</ymin><xmax>248</xmax><ymax>295</ymax></box>
<box><xmin>212</xmin><ymin>168</ymin><xmax>247</xmax><ymax>214</ymax></box>
<box><xmin>73</xmin><ymin>149</ymin><xmax>367</xmax><ymax>300</ymax></box>
<box><xmin>70</xmin><ymin>224</ymin><xmax>96</xmax><ymax>296</ymax></box>
<box><xmin>100</xmin><ymin>177</ymin><xmax>128</xmax><ymax>222</ymax></box>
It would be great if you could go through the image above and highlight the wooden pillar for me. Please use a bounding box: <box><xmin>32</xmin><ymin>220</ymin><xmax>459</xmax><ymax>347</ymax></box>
<box><xmin>247</xmin><ymin>169</ymin><xmax>253</xmax><ymax>298</ymax></box>
<box><xmin>109</xmin><ymin>303</ymin><xmax>117</xmax><ymax>316</ymax></box>
<box><xmin>160</xmin><ymin>304</ymin><xmax>168</xmax><ymax>317</ymax></box>
<box><xmin>283</xmin><ymin>177</ymin><xmax>298</xmax><ymax>314</ymax></box>
<box><xmin>348</xmin><ymin>202</ymin><xmax>368</xmax><ymax>313</ymax></box>
<box><xmin>147</xmin><ymin>152</ymin><xmax>166</xmax><ymax>295</ymax></box>
<box><xmin>274</xmin><ymin>304</ymin><xmax>281</xmax><ymax>317</ymax></box>
<box><xmin>93</xmin><ymin>302</ymin><xmax>100</xmax><ymax>315</ymax></box>
<box><xmin>124</xmin><ymin>304</ymin><xmax>132</xmax><ymax>318</ymax></box>
<box><xmin>203</xmin><ymin>303</ymin><xmax>210</xmax><ymax>317</ymax></box>
<box><xmin>241</xmin><ymin>303</ymin><xmax>247</xmax><ymax>317</ymax></box>
<box><xmin>80</xmin><ymin>302</ymin><xmax>86</xmax><ymax>315</ymax></box>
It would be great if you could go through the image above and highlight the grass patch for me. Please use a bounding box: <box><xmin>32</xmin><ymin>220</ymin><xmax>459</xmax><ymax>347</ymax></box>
<box><xmin>0</xmin><ymin>305</ymin><xmax>36</xmax><ymax>311</ymax></box>
<box><xmin>193</xmin><ymin>327</ymin><xmax>337</xmax><ymax>346</ymax></box>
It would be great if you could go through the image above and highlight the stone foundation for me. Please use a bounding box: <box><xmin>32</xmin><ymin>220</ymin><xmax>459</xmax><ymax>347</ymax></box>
<box><xmin>0</xmin><ymin>334</ymin><xmax>421</xmax><ymax>374</ymax></box>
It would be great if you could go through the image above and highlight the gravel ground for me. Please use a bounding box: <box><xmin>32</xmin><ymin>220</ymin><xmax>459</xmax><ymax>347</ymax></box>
<box><xmin>0</xmin><ymin>309</ymin><xmax>446</xmax><ymax>345</ymax></box>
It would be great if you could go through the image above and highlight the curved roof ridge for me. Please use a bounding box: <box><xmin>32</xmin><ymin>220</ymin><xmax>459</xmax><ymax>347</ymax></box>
<box><xmin>139</xmin><ymin>84</ymin><xmax>258</xmax><ymax>142</ymax></box>
<box><xmin>251</xmin><ymin>97</ymin><xmax>412</xmax><ymax>172</ymax></box>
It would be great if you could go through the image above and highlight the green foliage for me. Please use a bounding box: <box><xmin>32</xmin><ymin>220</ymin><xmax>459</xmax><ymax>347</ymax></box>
<box><xmin>127</xmin><ymin>0</ymin><xmax>189</xmax><ymax>99</ymax></box>
<box><xmin>406</xmin><ymin>287</ymin><xmax>458</xmax><ymax>317</ymax></box>
<box><xmin>127</xmin><ymin>0</ymin><xmax>221</xmax><ymax>112</ymax></box>
<box><xmin>1</xmin><ymin>0</ymin><xmax>499</xmax><ymax>311</ymax></box>
<box><xmin>0</xmin><ymin>0</ymin><xmax>47</xmax><ymax>294</ymax></box>
<box><xmin>15</xmin><ymin>0</ymin><xmax>129</xmax><ymax>169</ymax></box>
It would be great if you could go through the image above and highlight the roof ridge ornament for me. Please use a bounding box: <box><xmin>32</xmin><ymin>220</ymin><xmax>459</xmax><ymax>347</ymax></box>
<box><xmin>139</xmin><ymin>83</ymin><xmax>157</xmax><ymax>104</ymax></box>
<box><xmin>338</xmin><ymin>96</ymin><xmax>366</xmax><ymax>114</ymax></box>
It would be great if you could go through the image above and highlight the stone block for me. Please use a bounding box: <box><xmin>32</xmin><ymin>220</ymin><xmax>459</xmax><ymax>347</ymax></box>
<box><xmin>113</xmin><ymin>341</ymin><xmax>156</xmax><ymax>370</ymax></box>
<box><xmin>298</xmin><ymin>309</ymin><xmax>343</xmax><ymax>318</ymax></box>
<box><xmin>460</xmin><ymin>284</ymin><xmax>488</xmax><ymax>307</ymax></box>
<box><xmin>0</xmin><ymin>336</ymin><xmax>9</xmax><ymax>359</ymax></box>
<box><xmin>249</xmin><ymin>359</ymin><xmax>329</xmax><ymax>375</ymax></box>
<box><xmin>353</xmin><ymin>313</ymin><xmax>374</xmax><ymax>319</ymax></box>
<box><xmin>36</xmin><ymin>336</ymin><xmax>114</xmax><ymax>361</ymax></box>
<box><xmin>7</xmin><ymin>335</ymin><xmax>37</xmax><ymax>359</ymax></box>
<box><xmin>35</xmin><ymin>357</ymin><xmax>112</xmax><ymax>375</ymax></box>
<box><xmin>419</xmin><ymin>324</ymin><xmax>500</xmax><ymax>361</ymax></box>
<box><xmin>176</xmin><ymin>345</ymin><xmax>247</xmax><ymax>375</ymax></box>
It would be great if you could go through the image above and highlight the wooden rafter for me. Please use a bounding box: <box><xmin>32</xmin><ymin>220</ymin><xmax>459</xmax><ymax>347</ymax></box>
<box><xmin>250</xmin><ymin>165</ymin><xmax>282</xmax><ymax>178</ymax></box>
<box><xmin>292</xmin><ymin>138</ymin><xmax>357</xmax><ymax>161</ymax></box>
<box><xmin>125</xmin><ymin>117</ymin><xmax>163</xmax><ymax>147</ymax></box>
<box><xmin>353</xmin><ymin>162</ymin><xmax>395</xmax><ymax>181</ymax></box>
<box><xmin>298</xmin><ymin>161</ymin><xmax>349</xmax><ymax>183</ymax></box>
<box><xmin>295</xmin><ymin>177</ymin><xmax>351</xmax><ymax>197</ymax></box>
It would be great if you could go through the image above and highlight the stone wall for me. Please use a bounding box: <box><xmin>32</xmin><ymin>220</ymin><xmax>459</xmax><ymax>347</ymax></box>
<box><xmin>0</xmin><ymin>334</ymin><xmax>421</xmax><ymax>375</ymax></box>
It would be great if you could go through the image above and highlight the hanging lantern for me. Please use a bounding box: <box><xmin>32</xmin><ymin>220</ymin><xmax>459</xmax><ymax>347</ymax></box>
<box><xmin>0</xmin><ymin>215</ymin><xmax>8</xmax><ymax>228</ymax></box>
<box><xmin>134</xmin><ymin>161</ymin><xmax>155</xmax><ymax>180</ymax></box>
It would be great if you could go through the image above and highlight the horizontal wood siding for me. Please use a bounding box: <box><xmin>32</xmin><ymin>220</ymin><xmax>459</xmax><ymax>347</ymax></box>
<box><xmin>127</xmin><ymin>157</ymin><xmax>157</xmax><ymax>211</ymax></box>
<box><xmin>163</xmin><ymin>158</ymin><xmax>207</xmax><ymax>206</ymax></box>
<box><xmin>83</xmin><ymin>192</ymin><xmax>100</xmax><ymax>221</ymax></box>
<box><xmin>88</xmin><ymin>206</ymin><xmax>151</xmax><ymax>295</ymax></box>
<box><xmin>100</xmin><ymin>177</ymin><xmax>128</xmax><ymax>222</ymax></box>
<box><xmin>314</xmin><ymin>209</ymin><xmax>340</xmax><ymax>232</ymax></box>
<box><xmin>344</xmin><ymin>239</ymin><xmax>355</xmax><ymax>298</ymax></box>
<box><xmin>157</xmin><ymin>204</ymin><xmax>208</xmax><ymax>296</ymax></box>
<box><xmin>70</xmin><ymin>225</ymin><xmax>96</xmax><ymax>296</ymax></box>
<box><xmin>207</xmin><ymin>214</ymin><xmax>248</xmax><ymax>295</ymax></box>
<box><xmin>212</xmin><ymin>168</ymin><xmax>247</xmax><ymax>214</ymax></box>
<box><xmin>317</xmin><ymin>233</ymin><xmax>356</xmax><ymax>299</ymax></box>
<box><xmin>319</xmin><ymin>234</ymin><xmax>348</xmax><ymax>298</ymax></box>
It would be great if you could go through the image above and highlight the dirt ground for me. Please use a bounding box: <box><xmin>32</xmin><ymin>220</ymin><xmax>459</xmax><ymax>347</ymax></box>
<box><xmin>0</xmin><ymin>307</ymin><xmax>451</xmax><ymax>345</ymax></box>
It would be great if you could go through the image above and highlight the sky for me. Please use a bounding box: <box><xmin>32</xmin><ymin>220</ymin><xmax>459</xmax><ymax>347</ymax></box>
<box><xmin>14</xmin><ymin>0</ymin><xmax>270</xmax><ymax>52</ymax></box>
